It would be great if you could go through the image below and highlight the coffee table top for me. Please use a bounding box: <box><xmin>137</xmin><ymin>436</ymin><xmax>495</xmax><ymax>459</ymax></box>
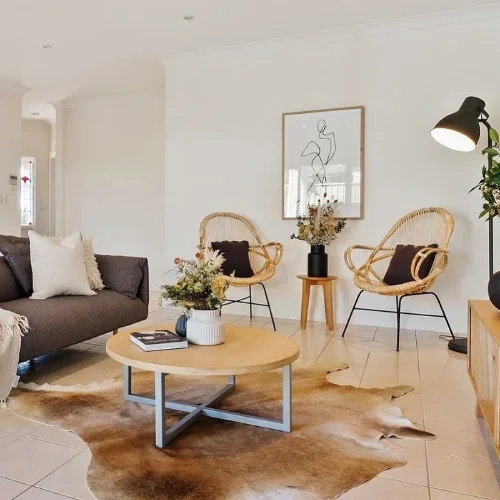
<box><xmin>106</xmin><ymin>325</ymin><xmax>300</xmax><ymax>376</ymax></box>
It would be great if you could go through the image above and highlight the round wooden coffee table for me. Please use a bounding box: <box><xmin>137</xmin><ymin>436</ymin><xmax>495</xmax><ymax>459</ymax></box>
<box><xmin>106</xmin><ymin>325</ymin><xmax>300</xmax><ymax>448</ymax></box>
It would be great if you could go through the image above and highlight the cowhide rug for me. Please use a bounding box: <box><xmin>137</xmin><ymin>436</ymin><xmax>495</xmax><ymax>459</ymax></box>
<box><xmin>8</xmin><ymin>366</ymin><xmax>434</xmax><ymax>500</ymax></box>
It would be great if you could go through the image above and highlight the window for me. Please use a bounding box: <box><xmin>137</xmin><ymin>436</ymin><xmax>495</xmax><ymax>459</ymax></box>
<box><xmin>20</xmin><ymin>157</ymin><xmax>36</xmax><ymax>228</ymax></box>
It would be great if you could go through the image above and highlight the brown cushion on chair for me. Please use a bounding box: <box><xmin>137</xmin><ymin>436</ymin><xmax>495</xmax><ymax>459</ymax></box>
<box><xmin>0</xmin><ymin>235</ymin><xmax>33</xmax><ymax>295</ymax></box>
<box><xmin>211</xmin><ymin>241</ymin><xmax>254</xmax><ymax>278</ymax></box>
<box><xmin>383</xmin><ymin>244</ymin><xmax>438</xmax><ymax>286</ymax></box>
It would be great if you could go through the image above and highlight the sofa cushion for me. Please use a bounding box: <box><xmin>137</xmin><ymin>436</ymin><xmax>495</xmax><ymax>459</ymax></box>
<box><xmin>0</xmin><ymin>235</ymin><xmax>107</xmax><ymax>295</ymax></box>
<box><xmin>0</xmin><ymin>257</ymin><xmax>25</xmax><ymax>302</ymax></box>
<box><xmin>1</xmin><ymin>290</ymin><xmax>148</xmax><ymax>363</ymax></box>
<box><xmin>96</xmin><ymin>255</ymin><xmax>145</xmax><ymax>299</ymax></box>
<box><xmin>29</xmin><ymin>231</ymin><xmax>95</xmax><ymax>299</ymax></box>
<box><xmin>0</xmin><ymin>235</ymin><xmax>32</xmax><ymax>294</ymax></box>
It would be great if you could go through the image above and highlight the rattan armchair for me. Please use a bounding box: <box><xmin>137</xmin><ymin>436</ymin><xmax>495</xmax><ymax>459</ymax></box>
<box><xmin>343</xmin><ymin>207</ymin><xmax>455</xmax><ymax>350</ymax></box>
<box><xmin>199</xmin><ymin>213</ymin><xmax>283</xmax><ymax>330</ymax></box>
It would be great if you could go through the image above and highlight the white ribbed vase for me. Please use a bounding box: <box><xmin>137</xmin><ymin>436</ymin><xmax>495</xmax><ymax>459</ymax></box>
<box><xmin>186</xmin><ymin>309</ymin><xmax>225</xmax><ymax>346</ymax></box>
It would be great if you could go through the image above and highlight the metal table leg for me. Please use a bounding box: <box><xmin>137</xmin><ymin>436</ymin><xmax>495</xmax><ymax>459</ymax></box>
<box><xmin>155</xmin><ymin>372</ymin><xmax>166</xmax><ymax>448</ymax></box>
<box><xmin>122</xmin><ymin>365</ymin><xmax>293</xmax><ymax>448</ymax></box>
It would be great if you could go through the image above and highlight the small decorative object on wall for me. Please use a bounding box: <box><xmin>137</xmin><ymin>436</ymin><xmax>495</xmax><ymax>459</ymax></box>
<box><xmin>160</xmin><ymin>251</ymin><xmax>229</xmax><ymax>345</ymax></box>
<box><xmin>282</xmin><ymin>106</ymin><xmax>364</xmax><ymax>220</ymax></box>
<box><xmin>291</xmin><ymin>195</ymin><xmax>346</xmax><ymax>277</ymax></box>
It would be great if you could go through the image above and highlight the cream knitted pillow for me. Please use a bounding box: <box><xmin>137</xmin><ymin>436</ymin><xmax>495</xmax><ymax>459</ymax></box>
<box><xmin>83</xmin><ymin>238</ymin><xmax>104</xmax><ymax>290</ymax></box>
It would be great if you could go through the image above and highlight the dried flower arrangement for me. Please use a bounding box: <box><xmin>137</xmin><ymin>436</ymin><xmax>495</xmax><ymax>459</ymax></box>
<box><xmin>160</xmin><ymin>250</ymin><xmax>229</xmax><ymax>310</ymax></box>
<box><xmin>290</xmin><ymin>194</ymin><xmax>347</xmax><ymax>246</ymax></box>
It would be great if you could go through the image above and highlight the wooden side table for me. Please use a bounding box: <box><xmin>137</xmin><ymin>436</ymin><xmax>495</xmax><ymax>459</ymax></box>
<box><xmin>297</xmin><ymin>275</ymin><xmax>337</xmax><ymax>330</ymax></box>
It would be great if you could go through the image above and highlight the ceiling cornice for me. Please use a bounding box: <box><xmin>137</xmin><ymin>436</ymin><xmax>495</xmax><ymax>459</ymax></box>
<box><xmin>0</xmin><ymin>78</ymin><xmax>30</xmax><ymax>94</ymax></box>
<box><xmin>163</xmin><ymin>3</ymin><xmax>500</xmax><ymax>64</ymax></box>
<box><xmin>51</xmin><ymin>86</ymin><xmax>165</xmax><ymax>109</ymax></box>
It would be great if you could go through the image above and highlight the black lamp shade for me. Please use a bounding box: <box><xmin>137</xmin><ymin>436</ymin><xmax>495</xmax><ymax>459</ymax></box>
<box><xmin>431</xmin><ymin>96</ymin><xmax>486</xmax><ymax>152</ymax></box>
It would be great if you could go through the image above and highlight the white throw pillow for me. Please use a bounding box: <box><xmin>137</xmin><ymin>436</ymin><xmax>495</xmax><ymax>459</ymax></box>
<box><xmin>83</xmin><ymin>238</ymin><xmax>104</xmax><ymax>290</ymax></box>
<box><xmin>29</xmin><ymin>231</ymin><xmax>96</xmax><ymax>299</ymax></box>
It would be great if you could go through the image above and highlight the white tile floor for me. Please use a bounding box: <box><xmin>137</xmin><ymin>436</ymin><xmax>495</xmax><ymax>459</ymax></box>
<box><xmin>0</xmin><ymin>308</ymin><xmax>498</xmax><ymax>500</ymax></box>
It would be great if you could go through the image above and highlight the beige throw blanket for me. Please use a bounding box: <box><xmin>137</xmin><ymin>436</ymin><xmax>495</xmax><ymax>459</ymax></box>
<box><xmin>0</xmin><ymin>309</ymin><xmax>29</xmax><ymax>408</ymax></box>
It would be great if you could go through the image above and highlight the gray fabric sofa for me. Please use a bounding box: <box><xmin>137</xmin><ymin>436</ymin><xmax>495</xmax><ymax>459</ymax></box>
<box><xmin>0</xmin><ymin>254</ymin><xmax>149</xmax><ymax>363</ymax></box>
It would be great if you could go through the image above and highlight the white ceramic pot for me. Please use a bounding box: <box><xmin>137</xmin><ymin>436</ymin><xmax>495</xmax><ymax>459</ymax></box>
<box><xmin>186</xmin><ymin>309</ymin><xmax>225</xmax><ymax>346</ymax></box>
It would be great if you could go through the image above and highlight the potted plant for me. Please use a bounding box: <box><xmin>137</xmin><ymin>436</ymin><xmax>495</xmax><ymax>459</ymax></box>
<box><xmin>470</xmin><ymin>127</ymin><xmax>500</xmax><ymax>309</ymax></box>
<box><xmin>160</xmin><ymin>250</ymin><xmax>229</xmax><ymax>345</ymax></box>
<box><xmin>470</xmin><ymin>127</ymin><xmax>500</xmax><ymax>220</ymax></box>
<box><xmin>291</xmin><ymin>194</ymin><xmax>347</xmax><ymax>277</ymax></box>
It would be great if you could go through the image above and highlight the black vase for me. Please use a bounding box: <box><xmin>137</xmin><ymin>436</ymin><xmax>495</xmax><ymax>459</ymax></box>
<box><xmin>308</xmin><ymin>245</ymin><xmax>328</xmax><ymax>278</ymax></box>
<box><xmin>488</xmin><ymin>272</ymin><xmax>500</xmax><ymax>310</ymax></box>
<box><xmin>175</xmin><ymin>314</ymin><xmax>188</xmax><ymax>338</ymax></box>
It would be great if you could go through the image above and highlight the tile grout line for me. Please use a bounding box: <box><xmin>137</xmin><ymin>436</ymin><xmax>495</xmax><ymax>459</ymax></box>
<box><xmin>359</xmin><ymin>352</ymin><xmax>371</xmax><ymax>388</ymax></box>
<box><xmin>35</xmin><ymin>482</ymin><xmax>93</xmax><ymax>500</ymax></box>
<box><xmin>312</xmin><ymin>328</ymin><xmax>338</xmax><ymax>361</ymax></box>
<box><xmin>0</xmin><ymin>472</ymin><xmax>31</xmax><ymax>487</ymax></box>
<box><xmin>13</xmin><ymin>486</ymin><xmax>76</xmax><ymax>500</ymax></box>
<box><xmin>368</xmin><ymin>476</ymin><xmax>491</xmax><ymax>499</ymax></box>
<box><xmin>416</xmin><ymin>332</ymin><xmax>432</xmax><ymax>500</ymax></box>
<box><xmin>20</xmin><ymin>433</ymin><xmax>88</xmax><ymax>451</ymax></box>
<box><xmin>426</xmin><ymin>448</ymin><xmax>500</xmax><ymax>464</ymax></box>
<box><xmin>30</xmin><ymin>448</ymin><xmax>89</xmax><ymax>497</ymax></box>
<box><xmin>0</xmin><ymin>429</ymin><xmax>24</xmax><ymax>450</ymax></box>
<box><xmin>429</xmin><ymin>487</ymin><xmax>491</xmax><ymax>499</ymax></box>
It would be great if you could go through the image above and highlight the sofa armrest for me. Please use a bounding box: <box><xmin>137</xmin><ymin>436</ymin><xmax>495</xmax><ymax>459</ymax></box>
<box><xmin>95</xmin><ymin>254</ymin><xmax>149</xmax><ymax>305</ymax></box>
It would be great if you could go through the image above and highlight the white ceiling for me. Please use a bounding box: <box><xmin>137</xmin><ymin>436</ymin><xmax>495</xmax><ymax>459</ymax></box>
<box><xmin>0</xmin><ymin>0</ymin><xmax>494</xmax><ymax>115</ymax></box>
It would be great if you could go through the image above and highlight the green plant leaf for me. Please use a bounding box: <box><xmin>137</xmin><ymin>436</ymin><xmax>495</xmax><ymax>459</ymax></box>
<box><xmin>483</xmin><ymin>148</ymin><xmax>499</xmax><ymax>156</ymax></box>
<box><xmin>490</xmin><ymin>128</ymin><xmax>500</xmax><ymax>144</ymax></box>
<box><xmin>479</xmin><ymin>208</ymin><xmax>489</xmax><ymax>219</ymax></box>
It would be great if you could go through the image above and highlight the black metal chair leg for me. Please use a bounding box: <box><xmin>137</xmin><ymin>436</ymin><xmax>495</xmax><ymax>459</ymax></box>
<box><xmin>428</xmin><ymin>292</ymin><xmax>455</xmax><ymax>338</ymax></box>
<box><xmin>342</xmin><ymin>290</ymin><xmax>364</xmax><ymax>337</ymax></box>
<box><xmin>396</xmin><ymin>296</ymin><xmax>403</xmax><ymax>352</ymax></box>
<box><xmin>259</xmin><ymin>283</ymin><xmax>276</xmax><ymax>331</ymax></box>
<box><xmin>249</xmin><ymin>286</ymin><xmax>253</xmax><ymax>319</ymax></box>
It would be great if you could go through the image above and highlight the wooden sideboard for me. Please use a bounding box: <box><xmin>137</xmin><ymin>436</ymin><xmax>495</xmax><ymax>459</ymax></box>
<box><xmin>468</xmin><ymin>300</ymin><xmax>500</xmax><ymax>458</ymax></box>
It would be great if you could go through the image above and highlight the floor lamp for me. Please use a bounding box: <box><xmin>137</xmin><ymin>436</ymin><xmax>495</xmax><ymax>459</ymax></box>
<box><xmin>431</xmin><ymin>96</ymin><xmax>492</xmax><ymax>354</ymax></box>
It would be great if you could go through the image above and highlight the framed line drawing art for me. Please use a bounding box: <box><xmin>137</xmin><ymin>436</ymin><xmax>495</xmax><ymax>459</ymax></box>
<box><xmin>282</xmin><ymin>106</ymin><xmax>365</xmax><ymax>220</ymax></box>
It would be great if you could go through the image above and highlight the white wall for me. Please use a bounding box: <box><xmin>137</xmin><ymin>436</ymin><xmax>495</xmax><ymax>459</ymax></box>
<box><xmin>164</xmin><ymin>14</ymin><xmax>500</xmax><ymax>334</ymax></box>
<box><xmin>21</xmin><ymin>119</ymin><xmax>51</xmax><ymax>236</ymax></box>
<box><xmin>0</xmin><ymin>83</ymin><xmax>23</xmax><ymax>236</ymax></box>
<box><xmin>62</xmin><ymin>89</ymin><xmax>166</xmax><ymax>288</ymax></box>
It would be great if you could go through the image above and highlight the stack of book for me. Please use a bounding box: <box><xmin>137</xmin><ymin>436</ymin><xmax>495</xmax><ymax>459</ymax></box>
<box><xmin>130</xmin><ymin>330</ymin><xmax>188</xmax><ymax>351</ymax></box>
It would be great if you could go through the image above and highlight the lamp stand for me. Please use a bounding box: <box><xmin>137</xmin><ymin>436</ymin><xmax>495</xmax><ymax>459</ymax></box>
<box><xmin>487</xmin><ymin>129</ymin><xmax>494</xmax><ymax>279</ymax></box>
<box><xmin>449</xmin><ymin>118</ymin><xmax>493</xmax><ymax>354</ymax></box>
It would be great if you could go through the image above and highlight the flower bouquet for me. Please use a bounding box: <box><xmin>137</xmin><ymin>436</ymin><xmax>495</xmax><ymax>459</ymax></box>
<box><xmin>291</xmin><ymin>194</ymin><xmax>347</xmax><ymax>277</ymax></box>
<box><xmin>160</xmin><ymin>250</ymin><xmax>229</xmax><ymax>345</ymax></box>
